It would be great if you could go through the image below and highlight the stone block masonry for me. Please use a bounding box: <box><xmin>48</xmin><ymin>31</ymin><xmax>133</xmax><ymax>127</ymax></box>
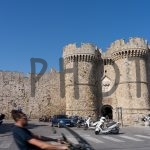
<box><xmin>0</xmin><ymin>37</ymin><xmax>150</xmax><ymax>125</ymax></box>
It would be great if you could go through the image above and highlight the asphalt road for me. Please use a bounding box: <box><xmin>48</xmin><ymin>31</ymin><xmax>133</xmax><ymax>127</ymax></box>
<box><xmin>0</xmin><ymin>120</ymin><xmax>150</xmax><ymax>150</ymax></box>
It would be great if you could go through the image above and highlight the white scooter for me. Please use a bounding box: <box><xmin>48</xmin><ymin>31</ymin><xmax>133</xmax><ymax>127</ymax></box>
<box><xmin>95</xmin><ymin>117</ymin><xmax>120</xmax><ymax>135</ymax></box>
<box><xmin>84</xmin><ymin>117</ymin><xmax>100</xmax><ymax>130</ymax></box>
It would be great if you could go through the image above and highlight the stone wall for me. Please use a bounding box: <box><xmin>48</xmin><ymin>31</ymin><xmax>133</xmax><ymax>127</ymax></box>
<box><xmin>0</xmin><ymin>37</ymin><xmax>150</xmax><ymax>125</ymax></box>
<box><xmin>0</xmin><ymin>70</ymin><xmax>65</xmax><ymax>119</ymax></box>
<box><xmin>0</xmin><ymin>71</ymin><xmax>30</xmax><ymax>118</ymax></box>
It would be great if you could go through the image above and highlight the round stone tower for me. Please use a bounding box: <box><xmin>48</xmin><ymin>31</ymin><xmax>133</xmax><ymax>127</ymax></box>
<box><xmin>63</xmin><ymin>43</ymin><xmax>102</xmax><ymax>119</ymax></box>
<box><xmin>107</xmin><ymin>37</ymin><xmax>150</xmax><ymax>125</ymax></box>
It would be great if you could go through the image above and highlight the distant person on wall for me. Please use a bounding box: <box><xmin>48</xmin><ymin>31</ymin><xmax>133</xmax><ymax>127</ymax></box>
<box><xmin>11</xmin><ymin>110</ymin><xmax>68</xmax><ymax>150</ymax></box>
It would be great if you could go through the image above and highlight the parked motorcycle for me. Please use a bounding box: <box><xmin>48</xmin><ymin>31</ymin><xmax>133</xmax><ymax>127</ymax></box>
<box><xmin>76</xmin><ymin>117</ymin><xmax>86</xmax><ymax>128</ymax></box>
<box><xmin>95</xmin><ymin>117</ymin><xmax>120</xmax><ymax>135</ymax></box>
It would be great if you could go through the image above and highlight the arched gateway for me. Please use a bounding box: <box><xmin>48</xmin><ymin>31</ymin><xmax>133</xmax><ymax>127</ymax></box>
<box><xmin>101</xmin><ymin>105</ymin><xmax>113</xmax><ymax>119</ymax></box>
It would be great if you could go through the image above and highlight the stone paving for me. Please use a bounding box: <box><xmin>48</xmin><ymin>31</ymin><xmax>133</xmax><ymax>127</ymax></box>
<box><xmin>0</xmin><ymin>120</ymin><xmax>150</xmax><ymax>150</ymax></box>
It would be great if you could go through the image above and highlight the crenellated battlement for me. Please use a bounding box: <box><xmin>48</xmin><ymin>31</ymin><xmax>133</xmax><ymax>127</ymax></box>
<box><xmin>105</xmin><ymin>37</ymin><xmax>149</xmax><ymax>61</ymax></box>
<box><xmin>63</xmin><ymin>43</ymin><xmax>101</xmax><ymax>58</ymax></box>
<box><xmin>108</xmin><ymin>37</ymin><xmax>148</xmax><ymax>51</ymax></box>
<box><xmin>0</xmin><ymin>71</ymin><xmax>29</xmax><ymax>81</ymax></box>
<box><xmin>63</xmin><ymin>43</ymin><xmax>101</xmax><ymax>64</ymax></box>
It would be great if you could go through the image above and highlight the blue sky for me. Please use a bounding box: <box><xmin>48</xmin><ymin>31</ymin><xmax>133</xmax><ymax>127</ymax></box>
<box><xmin>0</xmin><ymin>0</ymin><xmax>149</xmax><ymax>73</ymax></box>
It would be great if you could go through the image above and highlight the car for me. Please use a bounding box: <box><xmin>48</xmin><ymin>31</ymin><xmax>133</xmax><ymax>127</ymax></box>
<box><xmin>51</xmin><ymin>115</ymin><xmax>74</xmax><ymax>128</ymax></box>
<box><xmin>69</xmin><ymin>115</ymin><xmax>79</xmax><ymax>126</ymax></box>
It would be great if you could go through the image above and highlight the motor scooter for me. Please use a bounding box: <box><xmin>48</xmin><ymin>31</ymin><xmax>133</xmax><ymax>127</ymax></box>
<box><xmin>84</xmin><ymin>117</ymin><xmax>100</xmax><ymax>130</ymax></box>
<box><xmin>95</xmin><ymin>117</ymin><xmax>120</xmax><ymax>135</ymax></box>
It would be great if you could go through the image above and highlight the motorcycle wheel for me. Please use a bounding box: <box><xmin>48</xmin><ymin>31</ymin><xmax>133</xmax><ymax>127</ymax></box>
<box><xmin>95</xmin><ymin>130</ymin><xmax>100</xmax><ymax>135</ymax></box>
<box><xmin>112</xmin><ymin>128</ymin><xmax>119</xmax><ymax>134</ymax></box>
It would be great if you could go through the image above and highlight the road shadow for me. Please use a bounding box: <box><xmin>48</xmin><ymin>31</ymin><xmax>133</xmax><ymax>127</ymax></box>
<box><xmin>109</xmin><ymin>132</ymin><xmax>125</xmax><ymax>135</ymax></box>
<box><xmin>0</xmin><ymin>122</ymin><xmax>48</xmax><ymax>134</ymax></box>
<box><xmin>0</xmin><ymin>123</ymin><xmax>14</xmax><ymax>134</ymax></box>
<box><xmin>117</xmin><ymin>132</ymin><xmax>124</xmax><ymax>134</ymax></box>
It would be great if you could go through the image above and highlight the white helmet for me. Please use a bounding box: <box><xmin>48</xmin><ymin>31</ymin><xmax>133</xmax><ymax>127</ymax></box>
<box><xmin>100</xmin><ymin>117</ymin><xmax>106</xmax><ymax>121</ymax></box>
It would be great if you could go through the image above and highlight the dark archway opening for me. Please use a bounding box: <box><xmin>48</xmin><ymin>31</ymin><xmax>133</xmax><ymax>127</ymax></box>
<box><xmin>101</xmin><ymin>105</ymin><xmax>113</xmax><ymax>119</ymax></box>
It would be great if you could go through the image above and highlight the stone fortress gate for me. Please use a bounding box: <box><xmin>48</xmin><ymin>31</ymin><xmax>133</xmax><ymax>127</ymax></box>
<box><xmin>0</xmin><ymin>37</ymin><xmax>150</xmax><ymax>125</ymax></box>
<box><xmin>62</xmin><ymin>37</ymin><xmax>150</xmax><ymax>125</ymax></box>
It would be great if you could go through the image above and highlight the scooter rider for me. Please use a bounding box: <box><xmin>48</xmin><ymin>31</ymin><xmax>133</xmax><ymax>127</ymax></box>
<box><xmin>98</xmin><ymin>117</ymin><xmax>106</xmax><ymax>129</ymax></box>
<box><xmin>11</xmin><ymin>110</ymin><xmax>68</xmax><ymax>150</ymax></box>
